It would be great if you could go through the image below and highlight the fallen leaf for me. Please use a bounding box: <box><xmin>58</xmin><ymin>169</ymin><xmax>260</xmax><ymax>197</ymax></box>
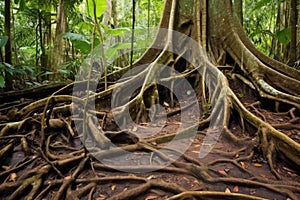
<box><xmin>64</xmin><ymin>176</ymin><xmax>71</xmax><ymax>180</ymax></box>
<box><xmin>253</xmin><ymin>163</ymin><xmax>263</xmax><ymax>167</ymax></box>
<box><xmin>48</xmin><ymin>119</ymin><xmax>65</xmax><ymax>129</ymax></box>
<box><xmin>173</xmin><ymin>121</ymin><xmax>182</xmax><ymax>125</ymax></box>
<box><xmin>218</xmin><ymin>170</ymin><xmax>227</xmax><ymax>176</ymax></box>
<box><xmin>240</xmin><ymin>161</ymin><xmax>247</xmax><ymax>169</ymax></box>
<box><xmin>147</xmin><ymin>175</ymin><xmax>155</xmax><ymax>180</ymax></box>
<box><xmin>145</xmin><ymin>195</ymin><xmax>158</xmax><ymax>200</ymax></box>
<box><xmin>163</xmin><ymin>102</ymin><xmax>170</xmax><ymax>107</ymax></box>
<box><xmin>111</xmin><ymin>185</ymin><xmax>116</xmax><ymax>191</ymax></box>
<box><xmin>132</xmin><ymin>126</ymin><xmax>138</xmax><ymax>132</ymax></box>
<box><xmin>2</xmin><ymin>165</ymin><xmax>9</xmax><ymax>170</ymax></box>
<box><xmin>9</xmin><ymin>173</ymin><xmax>17</xmax><ymax>182</ymax></box>
<box><xmin>233</xmin><ymin>186</ymin><xmax>239</xmax><ymax>192</ymax></box>
<box><xmin>96</xmin><ymin>194</ymin><xmax>106</xmax><ymax>200</ymax></box>
<box><xmin>250</xmin><ymin>189</ymin><xmax>256</xmax><ymax>195</ymax></box>
<box><xmin>150</xmin><ymin>142</ymin><xmax>157</xmax><ymax>146</ymax></box>
<box><xmin>224</xmin><ymin>167</ymin><xmax>231</xmax><ymax>173</ymax></box>
<box><xmin>282</xmin><ymin>166</ymin><xmax>295</xmax><ymax>173</ymax></box>
<box><xmin>225</xmin><ymin>187</ymin><xmax>231</xmax><ymax>193</ymax></box>
<box><xmin>260</xmin><ymin>174</ymin><xmax>267</xmax><ymax>178</ymax></box>
<box><xmin>287</xmin><ymin>172</ymin><xmax>297</xmax><ymax>177</ymax></box>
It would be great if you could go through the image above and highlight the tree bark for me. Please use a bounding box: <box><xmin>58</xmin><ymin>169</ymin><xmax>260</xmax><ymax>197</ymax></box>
<box><xmin>38</xmin><ymin>11</ymin><xmax>47</xmax><ymax>70</ymax></box>
<box><xmin>1</xmin><ymin>0</ymin><xmax>300</xmax><ymax>199</ymax></box>
<box><xmin>51</xmin><ymin>0</ymin><xmax>67</xmax><ymax>77</ymax></box>
<box><xmin>289</xmin><ymin>0</ymin><xmax>297</xmax><ymax>64</ymax></box>
<box><xmin>233</xmin><ymin>0</ymin><xmax>243</xmax><ymax>26</ymax></box>
<box><xmin>297</xmin><ymin>0</ymin><xmax>300</xmax><ymax>61</ymax></box>
<box><xmin>4</xmin><ymin>0</ymin><xmax>13</xmax><ymax>90</ymax></box>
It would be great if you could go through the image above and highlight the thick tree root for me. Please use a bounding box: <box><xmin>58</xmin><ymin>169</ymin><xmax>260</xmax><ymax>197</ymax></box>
<box><xmin>0</xmin><ymin>0</ymin><xmax>300</xmax><ymax>199</ymax></box>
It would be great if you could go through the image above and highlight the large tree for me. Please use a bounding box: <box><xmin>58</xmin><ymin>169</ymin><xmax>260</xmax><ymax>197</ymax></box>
<box><xmin>0</xmin><ymin>0</ymin><xmax>300</xmax><ymax>199</ymax></box>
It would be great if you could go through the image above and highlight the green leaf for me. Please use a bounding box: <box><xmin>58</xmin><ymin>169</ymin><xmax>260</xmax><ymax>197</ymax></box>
<box><xmin>73</xmin><ymin>41</ymin><xmax>91</xmax><ymax>54</ymax></box>
<box><xmin>61</xmin><ymin>33</ymin><xmax>89</xmax><ymax>43</ymax></box>
<box><xmin>61</xmin><ymin>33</ymin><xmax>91</xmax><ymax>54</ymax></box>
<box><xmin>275</xmin><ymin>28</ymin><xmax>291</xmax><ymax>45</ymax></box>
<box><xmin>23</xmin><ymin>66</ymin><xmax>35</xmax><ymax>76</ymax></box>
<box><xmin>0</xmin><ymin>75</ymin><xmax>5</xmax><ymax>88</ymax></box>
<box><xmin>106</xmin><ymin>27</ymin><xmax>130</xmax><ymax>36</ymax></box>
<box><xmin>3</xmin><ymin>63</ymin><xmax>15</xmax><ymax>75</ymax></box>
<box><xmin>37</xmin><ymin>71</ymin><xmax>55</xmax><ymax>77</ymax></box>
<box><xmin>14</xmin><ymin>68</ymin><xmax>26</xmax><ymax>75</ymax></box>
<box><xmin>19</xmin><ymin>0</ymin><xmax>26</xmax><ymax>11</ymax></box>
<box><xmin>32</xmin><ymin>81</ymin><xmax>41</xmax><ymax>86</ymax></box>
<box><xmin>252</xmin><ymin>0</ymin><xmax>272</xmax><ymax>11</ymax></box>
<box><xmin>58</xmin><ymin>69</ymin><xmax>71</xmax><ymax>75</ymax></box>
<box><xmin>78</xmin><ymin>22</ymin><xmax>94</xmax><ymax>32</ymax></box>
<box><xmin>0</xmin><ymin>36</ymin><xmax>8</xmax><ymax>48</ymax></box>
<box><xmin>105</xmin><ymin>43</ymin><xmax>132</xmax><ymax>60</ymax></box>
<box><xmin>87</xmin><ymin>0</ymin><xmax>106</xmax><ymax>18</ymax></box>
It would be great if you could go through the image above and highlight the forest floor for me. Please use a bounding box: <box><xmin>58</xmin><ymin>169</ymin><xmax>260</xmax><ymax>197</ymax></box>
<box><xmin>0</xmin><ymin>78</ymin><xmax>299</xmax><ymax>200</ymax></box>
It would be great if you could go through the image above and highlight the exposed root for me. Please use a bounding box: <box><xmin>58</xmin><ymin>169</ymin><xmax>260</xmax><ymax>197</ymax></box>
<box><xmin>0</xmin><ymin>0</ymin><xmax>300</xmax><ymax>199</ymax></box>
<box><xmin>168</xmin><ymin>191</ymin><xmax>268</xmax><ymax>200</ymax></box>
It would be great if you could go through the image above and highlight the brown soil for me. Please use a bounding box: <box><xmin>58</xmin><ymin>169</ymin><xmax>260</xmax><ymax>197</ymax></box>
<box><xmin>0</xmin><ymin>80</ymin><xmax>299</xmax><ymax>200</ymax></box>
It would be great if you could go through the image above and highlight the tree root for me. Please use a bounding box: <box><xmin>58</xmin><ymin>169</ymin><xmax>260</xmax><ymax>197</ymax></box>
<box><xmin>0</xmin><ymin>0</ymin><xmax>300</xmax><ymax>199</ymax></box>
<box><xmin>168</xmin><ymin>191</ymin><xmax>268</xmax><ymax>200</ymax></box>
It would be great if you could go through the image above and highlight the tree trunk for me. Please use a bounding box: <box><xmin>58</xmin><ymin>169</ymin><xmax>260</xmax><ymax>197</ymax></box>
<box><xmin>233</xmin><ymin>0</ymin><xmax>243</xmax><ymax>25</ymax></box>
<box><xmin>39</xmin><ymin>11</ymin><xmax>47</xmax><ymax>70</ymax></box>
<box><xmin>1</xmin><ymin>0</ymin><xmax>300</xmax><ymax>199</ymax></box>
<box><xmin>297</xmin><ymin>0</ymin><xmax>300</xmax><ymax>61</ymax></box>
<box><xmin>51</xmin><ymin>0</ymin><xmax>67</xmax><ymax>77</ymax></box>
<box><xmin>289</xmin><ymin>0</ymin><xmax>297</xmax><ymax>64</ymax></box>
<box><xmin>4</xmin><ymin>0</ymin><xmax>13</xmax><ymax>90</ymax></box>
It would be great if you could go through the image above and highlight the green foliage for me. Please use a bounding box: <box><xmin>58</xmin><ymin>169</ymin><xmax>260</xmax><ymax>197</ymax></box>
<box><xmin>116</xmin><ymin>0</ymin><xmax>163</xmax><ymax>28</ymax></box>
<box><xmin>0</xmin><ymin>0</ymin><xmax>164</xmax><ymax>89</ymax></box>
<box><xmin>0</xmin><ymin>36</ymin><xmax>8</xmax><ymax>48</ymax></box>
<box><xmin>60</xmin><ymin>59</ymin><xmax>82</xmax><ymax>79</ymax></box>
<box><xmin>86</xmin><ymin>0</ymin><xmax>106</xmax><ymax>18</ymax></box>
<box><xmin>244</xmin><ymin>0</ymin><xmax>274</xmax><ymax>54</ymax></box>
<box><xmin>0</xmin><ymin>62</ymin><xmax>28</xmax><ymax>88</ymax></box>
<box><xmin>15</xmin><ymin>0</ymin><xmax>26</xmax><ymax>11</ymax></box>
<box><xmin>106</xmin><ymin>43</ymin><xmax>132</xmax><ymax>60</ymax></box>
<box><xmin>251</xmin><ymin>0</ymin><xmax>273</xmax><ymax>11</ymax></box>
<box><xmin>0</xmin><ymin>63</ymin><xmax>12</xmax><ymax>89</ymax></box>
<box><xmin>0</xmin><ymin>75</ymin><xmax>4</xmax><ymax>88</ymax></box>
<box><xmin>275</xmin><ymin>28</ymin><xmax>291</xmax><ymax>45</ymax></box>
<box><xmin>62</xmin><ymin>33</ymin><xmax>93</xmax><ymax>54</ymax></box>
<box><xmin>244</xmin><ymin>0</ymin><xmax>291</xmax><ymax>57</ymax></box>
<box><xmin>105</xmin><ymin>27</ymin><xmax>130</xmax><ymax>36</ymax></box>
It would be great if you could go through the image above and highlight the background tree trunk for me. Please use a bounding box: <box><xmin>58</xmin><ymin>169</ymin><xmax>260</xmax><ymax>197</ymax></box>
<box><xmin>289</xmin><ymin>0</ymin><xmax>297</xmax><ymax>64</ymax></box>
<box><xmin>50</xmin><ymin>0</ymin><xmax>67</xmax><ymax>78</ymax></box>
<box><xmin>4</xmin><ymin>0</ymin><xmax>13</xmax><ymax>90</ymax></box>
<box><xmin>297</xmin><ymin>0</ymin><xmax>300</xmax><ymax>61</ymax></box>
